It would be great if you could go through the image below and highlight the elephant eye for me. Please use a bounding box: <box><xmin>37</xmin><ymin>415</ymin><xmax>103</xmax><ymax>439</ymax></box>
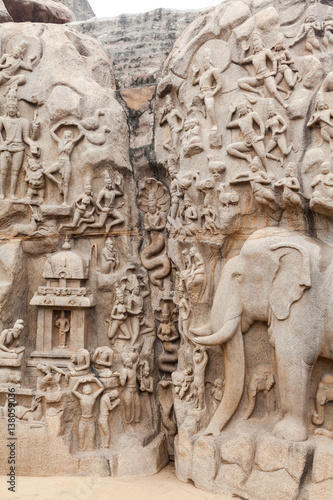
<box><xmin>232</xmin><ymin>272</ymin><xmax>242</xmax><ymax>279</ymax></box>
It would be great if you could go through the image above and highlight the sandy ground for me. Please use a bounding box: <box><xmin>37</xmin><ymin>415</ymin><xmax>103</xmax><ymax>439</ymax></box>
<box><xmin>0</xmin><ymin>464</ymin><xmax>231</xmax><ymax>500</ymax></box>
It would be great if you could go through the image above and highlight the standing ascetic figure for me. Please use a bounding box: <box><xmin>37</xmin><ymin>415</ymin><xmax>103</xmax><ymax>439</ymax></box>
<box><xmin>159</xmin><ymin>95</ymin><xmax>183</xmax><ymax>153</ymax></box>
<box><xmin>46</xmin><ymin>120</ymin><xmax>84</xmax><ymax>206</ymax></box>
<box><xmin>192</xmin><ymin>48</ymin><xmax>223</xmax><ymax>137</ymax></box>
<box><xmin>0</xmin><ymin>89</ymin><xmax>39</xmax><ymax>199</ymax></box>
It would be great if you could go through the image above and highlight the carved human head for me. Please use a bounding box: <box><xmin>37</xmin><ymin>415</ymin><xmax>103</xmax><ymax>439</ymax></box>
<box><xmin>268</xmin><ymin>100</ymin><xmax>276</xmax><ymax>117</ymax></box>
<box><xmin>6</xmin><ymin>89</ymin><xmax>19</xmax><ymax>117</ymax></box>
<box><xmin>315</xmin><ymin>93</ymin><xmax>327</xmax><ymax>111</ymax></box>
<box><xmin>167</xmin><ymin>154</ymin><xmax>178</xmax><ymax>176</ymax></box>
<box><xmin>214</xmin><ymin>378</ymin><xmax>224</xmax><ymax>389</ymax></box>
<box><xmin>194</xmin><ymin>346</ymin><xmax>206</xmax><ymax>362</ymax></box>
<box><xmin>285</xmin><ymin>162</ymin><xmax>295</xmax><ymax>176</ymax></box>
<box><xmin>148</xmin><ymin>191</ymin><xmax>157</xmax><ymax>213</ymax></box>
<box><xmin>109</xmin><ymin>390</ymin><xmax>119</xmax><ymax>400</ymax></box>
<box><xmin>142</xmin><ymin>360</ymin><xmax>150</xmax><ymax>377</ymax></box>
<box><xmin>321</xmin><ymin>162</ymin><xmax>331</xmax><ymax>175</ymax></box>
<box><xmin>203</xmin><ymin>48</ymin><xmax>213</xmax><ymax>70</ymax></box>
<box><xmin>252</xmin><ymin>33</ymin><xmax>264</xmax><ymax>53</ymax></box>
<box><xmin>115</xmin><ymin>285</ymin><xmax>124</xmax><ymax>303</ymax></box>
<box><xmin>305</xmin><ymin>12</ymin><xmax>317</xmax><ymax>23</ymax></box>
<box><xmin>189</xmin><ymin>246</ymin><xmax>197</xmax><ymax>257</ymax></box>
<box><xmin>82</xmin><ymin>384</ymin><xmax>92</xmax><ymax>395</ymax></box>
<box><xmin>63</xmin><ymin>130</ymin><xmax>74</xmax><ymax>141</ymax></box>
<box><xmin>208</xmin><ymin>157</ymin><xmax>225</xmax><ymax>182</ymax></box>
<box><xmin>28</xmin><ymin>158</ymin><xmax>41</xmax><ymax>171</ymax></box>
<box><xmin>84</xmin><ymin>183</ymin><xmax>92</xmax><ymax>195</ymax></box>
<box><xmin>105</xmin><ymin>238</ymin><xmax>114</xmax><ymax>251</ymax></box>
<box><xmin>237</xmin><ymin>100</ymin><xmax>249</xmax><ymax>116</ymax></box>
<box><xmin>250</xmin><ymin>156</ymin><xmax>261</xmax><ymax>172</ymax></box>
<box><xmin>164</xmin><ymin>94</ymin><xmax>173</xmax><ymax>112</ymax></box>
<box><xmin>172</xmin><ymin>370</ymin><xmax>185</xmax><ymax>386</ymax></box>
<box><xmin>123</xmin><ymin>351</ymin><xmax>138</xmax><ymax>367</ymax></box>
<box><xmin>324</xmin><ymin>7</ymin><xmax>333</xmax><ymax>21</ymax></box>
<box><xmin>13</xmin><ymin>319</ymin><xmax>24</xmax><ymax>337</ymax></box>
<box><xmin>273</xmin><ymin>33</ymin><xmax>285</xmax><ymax>51</ymax></box>
<box><xmin>12</xmin><ymin>41</ymin><xmax>27</xmax><ymax>59</ymax></box>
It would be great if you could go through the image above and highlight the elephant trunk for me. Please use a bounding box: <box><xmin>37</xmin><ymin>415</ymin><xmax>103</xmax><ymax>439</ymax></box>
<box><xmin>204</xmin><ymin>318</ymin><xmax>245</xmax><ymax>436</ymax></box>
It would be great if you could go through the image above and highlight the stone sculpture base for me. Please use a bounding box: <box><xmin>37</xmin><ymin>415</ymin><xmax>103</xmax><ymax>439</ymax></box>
<box><xmin>175</xmin><ymin>420</ymin><xmax>333</xmax><ymax>500</ymax></box>
<box><xmin>0</xmin><ymin>417</ymin><xmax>168</xmax><ymax>476</ymax></box>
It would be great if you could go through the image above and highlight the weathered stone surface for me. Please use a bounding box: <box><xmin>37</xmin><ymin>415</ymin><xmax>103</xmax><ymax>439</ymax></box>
<box><xmin>60</xmin><ymin>0</ymin><xmax>95</xmax><ymax>21</ymax></box>
<box><xmin>71</xmin><ymin>9</ymin><xmax>200</xmax><ymax>89</ymax></box>
<box><xmin>3</xmin><ymin>0</ymin><xmax>74</xmax><ymax>24</ymax></box>
<box><xmin>192</xmin><ymin>436</ymin><xmax>218</xmax><ymax>491</ymax></box>
<box><xmin>255</xmin><ymin>435</ymin><xmax>313</xmax><ymax>481</ymax></box>
<box><xmin>304</xmin><ymin>480</ymin><xmax>333</xmax><ymax>500</ymax></box>
<box><xmin>215</xmin><ymin>463</ymin><xmax>247</xmax><ymax>497</ymax></box>
<box><xmin>0</xmin><ymin>0</ymin><xmax>11</xmax><ymax>22</ymax></box>
<box><xmin>4</xmin><ymin>0</ymin><xmax>333</xmax><ymax>495</ymax></box>
<box><xmin>220</xmin><ymin>433</ymin><xmax>255</xmax><ymax>475</ymax></box>
<box><xmin>246</xmin><ymin>469</ymin><xmax>299</xmax><ymax>500</ymax></box>
<box><xmin>312</xmin><ymin>438</ymin><xmax>333</xmax><ymax>484</ymax></box>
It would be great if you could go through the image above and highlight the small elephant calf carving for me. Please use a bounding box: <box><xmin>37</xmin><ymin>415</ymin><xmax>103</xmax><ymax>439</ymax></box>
<box><xmin>243</xmin><ymin>364</ymin><xmax>275</xmax><ymax>420</ymax></box>
<box><xmin>312</xmin><ymin>373</ymin><xmax>333</xmax><ymax>439</ymax></box>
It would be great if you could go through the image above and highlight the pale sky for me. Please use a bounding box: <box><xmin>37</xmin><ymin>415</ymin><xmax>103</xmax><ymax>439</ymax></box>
<box><xmin>88</xmin><ymin>0</ymin><xmax>221</xmax><ymax>18</ymax></box>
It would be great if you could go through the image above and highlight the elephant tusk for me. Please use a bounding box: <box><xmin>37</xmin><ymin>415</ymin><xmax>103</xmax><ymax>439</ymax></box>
<box><xmin>190</xmin><ymin>323</ymin><xmax>212</xmax><ymax>336</ymax></box>
<box><xmin>194</xmin><ymin>315</ymin><xmax>241</xmax><ymax>346</ymax></box>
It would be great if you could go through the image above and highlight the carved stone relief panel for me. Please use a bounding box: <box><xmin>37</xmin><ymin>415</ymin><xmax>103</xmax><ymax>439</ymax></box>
<box><xmin>0</xmin><ymin>21</ymin><xmax>168</xmax><ymax>478</ymax></box>
<box><xmin>155</xmin><ymin>1</ymin><xmax>333</xmax><ymax>498</ymax></box>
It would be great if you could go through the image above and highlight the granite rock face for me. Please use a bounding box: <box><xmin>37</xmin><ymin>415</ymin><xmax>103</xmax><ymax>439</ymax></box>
<box><xmin>0</xmin><ymin>20</ymin><xmax>167</xmax><ymax>477</ymax></box>
<box><xmin>2</xmin><ymin>0</ymin><xmax>333</xmax><ymax>497</ymax></box>
<box><xmin>0</xmin><ymin>0</ymin><xmax>12</xmax><ymax>22</ymax></box>
<box><xmin>59</xmin><ymin>0</ymin><xmax>95</xmax><ymax>21</ymax></box>
<box><xmin>154</xmin><ymin>0</ymin><xmax>333</xmax><ymax>498</ymax></box>
<box><xmin>71</xmin><ymin>9</ymin><xmax>200</xmax><ymax>89</ymax></box>
<box><xmin>3</xmin><ymin>0</ymin><xmax>74</xmax><ymax>23</ymax></box>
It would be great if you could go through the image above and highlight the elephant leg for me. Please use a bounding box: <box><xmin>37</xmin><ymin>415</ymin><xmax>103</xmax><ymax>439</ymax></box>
<box><xmin>243</xmin><ymin>386</ymin><xmax>257</xmax><ymax>420</ymax></box>
<box><xmin>266</xmin><ymin>387</ymin><xmax>276</xmax><ymax>415</ymax></box>
<box><xmin>312</xmin><ymin>382</ymin><xmax>327</xmax><ymax>426</ymax></box>
<box><xmin>273</xmin><ymin>331</ymin><xmax>311</xmax><ymax>442</ymax></box>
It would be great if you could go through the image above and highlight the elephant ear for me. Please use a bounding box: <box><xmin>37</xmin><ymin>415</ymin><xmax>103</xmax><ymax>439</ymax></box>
<box><xmin>269</xmin><ymin>243</ymin><xmax>311</xmax><ymax>321</ymax></box>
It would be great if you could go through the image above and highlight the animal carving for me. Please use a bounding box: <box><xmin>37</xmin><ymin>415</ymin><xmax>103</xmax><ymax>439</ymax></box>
<box><xmin>243</xmin><ymin>364</ymin><xmax>275</xmax><ymax>420</ymax></box>
<box><xmin>192</xmin><ymin>227</ymin><xmax>333</xmax><ymax>442</ymax></box>
<box><xmin>138</xmin><ymin>178</ymin><xmax>171</xmax><ymax>289</ymax></box>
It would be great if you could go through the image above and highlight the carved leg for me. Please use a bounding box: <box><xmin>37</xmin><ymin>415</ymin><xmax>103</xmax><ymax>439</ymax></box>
<box><xmin>78</xmin><ymin>417</ymin><xmax>86</xmax><ymax>450</ymax></box>
<box><xmin>0</xmin><ymin>152</ymin><xmax>10</xmax><ymax>199</ymax></box>
<box><xmin>10</xmin><ymin>151</ymin><xmax>24</xmax><ymax>199</ymax></box>
<box><xmin>226</xmin><ymin>142</ymin><xmax>252</xmax><ymax>163</ymax></box>
<box><xmin>243</xmin><ymin>386</ymin><xmax>257</xmax><ymax>420</ymax></box>
<box><xmin>273</xmin><ymin>329</ymin><xmax>311</xmax><ymax>441</ymax></box>
<box><xmin>98</xmin><ymin>416</ymin><xmax>110</xmax><ymax>448</ymax></box>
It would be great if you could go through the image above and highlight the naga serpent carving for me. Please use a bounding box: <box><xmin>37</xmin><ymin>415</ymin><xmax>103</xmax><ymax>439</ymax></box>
<box><xmin>140</xmin><ymin>231</ymin><xmax>171</xmax><ymax>289</ymax></box>
<box><xmin>156</xmin><ymin>300</ymin><xmax>179</xmax><ymax>375</ymax></box>
<box><xmin>158</xmin><ymin>339</ymin><xmax>179</xmax><ymax>374</ymax></box>
<box><xmin>138</xmin><ymin>178</ymin><xmax>171</xmax><ymax>290</ymax></box>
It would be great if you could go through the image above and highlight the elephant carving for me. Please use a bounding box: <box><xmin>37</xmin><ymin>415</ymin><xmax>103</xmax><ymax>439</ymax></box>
<box><xmin>192</xmin><ymin>226</ymin><xmax>333</xmax><ymax>441</ymax></box>
<box><xmin>243</xmin><ymin>364</ymin><xmax>275</xmax><ymax>420</ymax></box>
<box><xmin>312</xmin><ymin>373</ymin><xmax>333</xmax><ymax>439</ymax></box>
